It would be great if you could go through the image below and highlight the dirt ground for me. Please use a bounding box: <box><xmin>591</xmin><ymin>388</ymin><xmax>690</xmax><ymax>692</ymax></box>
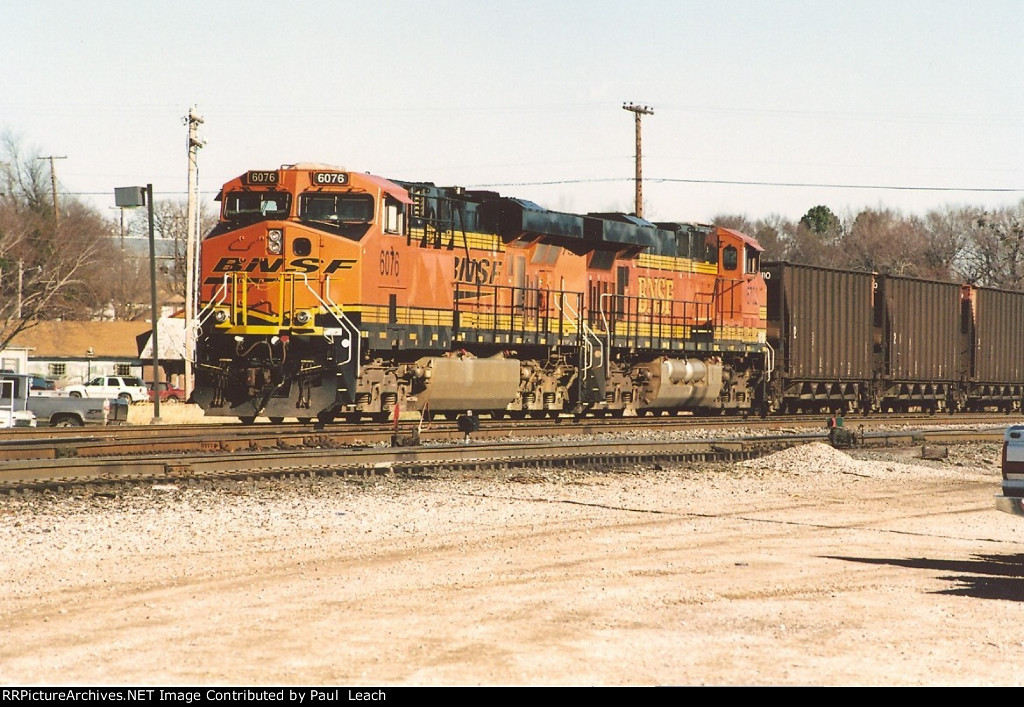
<box><xmin>1</xmin><ymin>441</ymin><xmax>1023</xmax><ymax>686</ymax></box>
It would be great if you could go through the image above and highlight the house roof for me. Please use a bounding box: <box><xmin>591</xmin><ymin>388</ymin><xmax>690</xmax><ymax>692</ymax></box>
<box><xmin>8</xmin><ymin>321</ymin><xmax>153</xmax><ymax>359</ymax></box>
<box><xmin>137</xmin><ymin>318</ymin><xmax>187</xmax><ymax>359</ymax></box>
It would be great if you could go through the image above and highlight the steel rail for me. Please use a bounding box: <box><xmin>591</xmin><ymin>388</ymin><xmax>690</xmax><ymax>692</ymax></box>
<box><xmin>0</xmin><ymin>425</ymin><xmax>1006</xmax><ymax>493</ymax></box>
<box><xmin>0</xmin><ymin>412</ymin><xmax>1018</xmax><ymax>463</ymax></box>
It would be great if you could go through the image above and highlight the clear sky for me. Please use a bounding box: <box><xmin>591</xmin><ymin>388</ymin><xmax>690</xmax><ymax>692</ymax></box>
<box><xmin>4</xmin><ymin>0</ymin><xmax>1022</xmax><ymax>225</ymax></box>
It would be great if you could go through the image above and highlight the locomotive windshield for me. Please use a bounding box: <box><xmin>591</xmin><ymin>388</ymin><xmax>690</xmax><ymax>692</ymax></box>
<box><xmin>222</xmin><ymin>191</ymin><xmax>292</xmax><ymax>222</ymax></box>
<box><xmin>300</xmin><ymin>194</ymin><xmax>374</xmax><ymax>224</ymax></box>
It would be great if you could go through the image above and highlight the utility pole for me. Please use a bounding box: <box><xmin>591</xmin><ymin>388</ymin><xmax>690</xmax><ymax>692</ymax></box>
<box><xmin>622</xmin><ymin>103</ymin><xmax>653</xmax><ymax>218</ymax></box>
<box><xmin>184</xmin><ymin>106</ymin><xmax>205</xmax><ymax>399</ymax></box>
<box><xmin>38</xmin><ymin>155</ymin><xmax>67</xmax><ymax>225</ymax></box>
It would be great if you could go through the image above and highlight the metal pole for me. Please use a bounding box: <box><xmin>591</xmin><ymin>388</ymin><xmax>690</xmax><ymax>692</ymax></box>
<box><xmin>184</xmin><ymin>107</ymin><xmax>204</xmax><ymax>400</ymax></box>
<box><xmin>147</xmin><ymin>184</ymin><xmax>161</xmax><ymax>423</ymax></box>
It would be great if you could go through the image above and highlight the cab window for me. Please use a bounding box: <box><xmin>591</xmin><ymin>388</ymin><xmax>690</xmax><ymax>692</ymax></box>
<box><xmin>223</xmin><ymin>191</ymin><xmax>291</xmax><ymax>221</ymax></box>
<box><xmin>384</xmin><ymin>196</ymin><xmax>405</xmax><ymax>235</ymax></box>
<box><xmin>300</xmin><ymin>194</ymin><xmax>374</xmax><ymax>223</ymax></box>
<box><xmin>722</xmin><ymin>245</ymin><xmax>738</xmax><ymax>271</ymax></box>
<box><xmin>745</xmin><ymin>246</ymin><xmax>760</xmax><ymax>274</ymax></box>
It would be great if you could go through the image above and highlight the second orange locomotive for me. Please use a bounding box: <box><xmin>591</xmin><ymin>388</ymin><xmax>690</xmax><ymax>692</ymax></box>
<box><xmin>194</xmin><ymin>164</ymin><xmax>768</xmax><ymax>422</ymax></box>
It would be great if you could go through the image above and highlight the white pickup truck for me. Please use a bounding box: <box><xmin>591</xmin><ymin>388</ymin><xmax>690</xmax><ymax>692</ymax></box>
<box><xmin>996</xmin><ymin>425</ymin><xmax>1024</xmax><ymax>517</ymax></box>
<box><xmin>64</xmin><ymin>376</ymin><xmax>149</xmax><ymax>404</ymax></box>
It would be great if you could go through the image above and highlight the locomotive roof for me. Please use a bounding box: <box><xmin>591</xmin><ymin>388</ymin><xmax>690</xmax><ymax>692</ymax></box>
<box><xmin>718</xmin><ymin>227</ymin><xmax>764</xmax><ymax>252</ymax></box>
<box><xmin>354</xmin><ymin>172</ymin><xmax>414</xmax><ymax>204</ymax></box>
<box><xmin>218</xmin><ymin>165</ymin><xmax>415</xmax><ymax>205</ymax></box>
<box><xmin>216</xmin><ymin>165</ymin><xmax>763</xmax><ymax>254</ymax></box>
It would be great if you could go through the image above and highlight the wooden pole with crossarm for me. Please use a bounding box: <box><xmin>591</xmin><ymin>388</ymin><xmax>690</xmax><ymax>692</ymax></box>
<box><xmin>622</xmin><ymin>103</ymin><xmax>654</xmax><ymax>218</ymax></box>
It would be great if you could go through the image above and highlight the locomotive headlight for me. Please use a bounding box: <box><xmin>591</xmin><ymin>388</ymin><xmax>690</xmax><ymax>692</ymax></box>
<box><xmin>267</xmin><ymin>229</ymin><xmax>283</xmax><ymax>254</ymax></box>
<box><xmin>293</xmin><ymin>310</ymin><xmax>311</xmax><ymax>325</ymax></box>
<box><xmin>213</xmin><ymin>309</ymin><xmax>229</xmax><ymax>324</ymax></box>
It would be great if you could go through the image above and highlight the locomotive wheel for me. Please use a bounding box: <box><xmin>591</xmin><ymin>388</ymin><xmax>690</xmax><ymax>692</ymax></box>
<box><xmin>239</xmin><ymin>417</ymin><xmax>255</xmax><ymax>425</ymax></box>
<box><xmin>298</xmin><ymin>417</ymin><xmax>312</xmax><ymax>424</ymax></box>
<box><xmin>269</xmin><ymin>416</ymin><xmax>284</xmax><ymax>424</ymax></box>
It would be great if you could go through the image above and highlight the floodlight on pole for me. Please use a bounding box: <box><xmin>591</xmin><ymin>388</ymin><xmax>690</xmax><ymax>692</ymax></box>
<box><xmin>114</xmin><ymin>184</ymin><xmax>161</xmax><ymax>423</ymax></box>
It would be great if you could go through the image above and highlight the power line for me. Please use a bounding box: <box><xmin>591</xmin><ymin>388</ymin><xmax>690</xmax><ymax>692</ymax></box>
<box><xmin>59</xmin><ymin>190</ymin><xmax>221</xmax><ymax>197</ymax></box>
<box><xmin>468</xmin><ymin>177</ymin><xmax>1024</xmax><ymax>193</ymax></box>
<box><xmin>57</xmin><ymin>178</ymin><xmax>1024</xmax><ymax>199</ymax></box>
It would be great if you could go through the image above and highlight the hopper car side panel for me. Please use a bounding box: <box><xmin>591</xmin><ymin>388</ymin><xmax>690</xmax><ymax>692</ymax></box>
<box><xmin>880</xmin><ymin>276</ymin><xmax>962</xmax><ymax>382</ymax></box>
<box><xmin>764</xmin><ymin>262</ymin><xmax>874</xmax><ymax>413</ymax></box>
<box><xmin>877</xmin><ymin>275</ymin><xmax>962</xmax><ymax>410</ymax></box>
<box><xmin>968</xmin><ymin>287</ymin><xmax>1024</xmax><ymax>410</ymax></box>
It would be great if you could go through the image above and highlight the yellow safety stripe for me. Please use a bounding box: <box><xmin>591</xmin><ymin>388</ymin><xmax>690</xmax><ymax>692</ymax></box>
<box><xmin>636</xmin><ymin>253</ymin><xmax>718</xmax><ymax>275</ymax></box>
<box><xmin>407</xmin><ymin>228</ymin><xmax>504</xmax><ymax>253</ymax></box>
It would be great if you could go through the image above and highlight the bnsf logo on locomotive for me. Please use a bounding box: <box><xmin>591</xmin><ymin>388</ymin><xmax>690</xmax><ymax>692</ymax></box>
<box><xmin>455</xmin><ymin>256</ymin><xmax>502</xmax><ymax>285</ymax></box>
<box><xmin>211</xmin><ymin>257</ymin><xmax>356</xmax><ymax>274</ymax></box>
<box><xmin>637</xmin><ymin>276</ymin><xmax>675</xmax><ymax>314</ymax></box>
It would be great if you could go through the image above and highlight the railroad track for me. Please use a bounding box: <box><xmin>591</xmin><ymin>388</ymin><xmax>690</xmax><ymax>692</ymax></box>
<box><xmin>0</xmin><ymin>413</ymin><xmax>1012</xmax><ymax>492</ymax></box>
<box><xmin>0</xmin><ymin>411</ymin><xmax>1016</xmax><ymax>460</ymax></box>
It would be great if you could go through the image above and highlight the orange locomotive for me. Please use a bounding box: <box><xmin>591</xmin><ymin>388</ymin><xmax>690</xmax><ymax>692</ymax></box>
<box><xmin>194</xmin><ymin>164</ymin><xmax>768</xmax><ymax>423</ymax></box>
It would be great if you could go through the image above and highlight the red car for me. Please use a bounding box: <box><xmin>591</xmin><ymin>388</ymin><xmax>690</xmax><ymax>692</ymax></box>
<box><xmin>147</xmin><ymin>381</ymin><xmax>186</xmax><ymax>403</ymax></box>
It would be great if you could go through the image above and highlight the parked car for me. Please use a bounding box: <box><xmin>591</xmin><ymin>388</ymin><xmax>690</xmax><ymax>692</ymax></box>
<box><xmin>997</xmin><ymin>425</ymin><xmax>1024</xmax><ymax>517</ymax></box>
<box><xmin>64</xmin><ymin>376</ymin><xmax>149</xmax><ymax>403</ymax></box>
<box><xmin>147</xmin><ymin>381</ymin><xmax>186</xmax><ymax>403</ymax></box>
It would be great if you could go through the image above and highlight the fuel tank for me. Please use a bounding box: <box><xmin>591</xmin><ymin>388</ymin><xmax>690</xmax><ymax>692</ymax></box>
<box><xmin>413</xmin><ymin>356</ymin><xmax>521</xmax><ymax>411</ymax></box>
<box><xmin>634</xmin><ymin>357</ymin><xmax>723</xmax><ymax>409</ymax></box>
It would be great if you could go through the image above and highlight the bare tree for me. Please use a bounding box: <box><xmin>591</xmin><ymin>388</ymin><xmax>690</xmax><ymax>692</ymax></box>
<box><xmin>0</xmin><ymin>133</ymin><xmax>115</xmax><ymax>348</ymax></box>
<box><xmin>958</xmin><ymin>201</ymin><xmax>1024</xmax><ymax>288</ymax></box>
<box><xmin>838</xmin><ymin>208</ymin><xmax>930</xmax><ymax>276</ymax></box>
<box><xmin>712</xmin><ymin>214</ymin><xmax>755</xmax><ymax>233</ymax></box>
<box><xmin>149</xmin><ymin>198</ymin><xmax>217</xmax><ymax>303</ymax></box>
<box><xmin>97</xmin><ymin>252</ymin><xmax>154</xmax><ymax>321</ymax></box>
<box><xmin>921</xmin><ymin>206</ymin><xmax>979</xmax><ymax>283</ymax></box>
<box><xmin>750</xmin><ymin>215</ymin><xmax>796</xmax><ymax>262</ymax></box>
<box><xmin>713</xmin><ymin>214</ymin><xmax>795</xmax><ymax>262</ymax></box>
<box><xmin>148</xmin><ymin>199</ymin><xmax>187</xmax><ymax>304</ymax></box>
<box><xmin>708</xmin><ymin>202</ymin><xmax>1024</xmax><ymax>288</ymax></box>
